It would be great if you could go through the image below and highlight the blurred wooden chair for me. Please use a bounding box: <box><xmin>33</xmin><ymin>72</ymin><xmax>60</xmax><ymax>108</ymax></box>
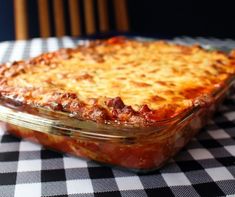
<box><xmin>14</xmin><ymin>0</ymin><xmax>129</xmax><ymax>40</ymax></box>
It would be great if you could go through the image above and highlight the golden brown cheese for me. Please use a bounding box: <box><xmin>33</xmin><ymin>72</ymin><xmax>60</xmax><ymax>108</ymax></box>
<box><xmin>0</xmin><ymin>37</ymin><xmax>235</xmax><ymax>126</ymax></box>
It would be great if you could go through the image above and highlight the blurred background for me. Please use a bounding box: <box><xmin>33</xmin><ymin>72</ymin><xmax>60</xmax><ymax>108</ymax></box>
<box><xmin>0</xmin><ymin>0</ymin><xmax>235</xmax><ymax>41</ymax></box>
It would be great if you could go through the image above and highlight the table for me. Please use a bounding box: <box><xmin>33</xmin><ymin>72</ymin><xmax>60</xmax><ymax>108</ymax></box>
<box><xmin>0</xmin><ymin>36</ymin><xmax>234</xmax><ymax>197</ymax></box>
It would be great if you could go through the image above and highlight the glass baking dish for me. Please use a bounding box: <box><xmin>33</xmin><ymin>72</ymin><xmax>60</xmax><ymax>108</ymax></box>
<box><xmin>1</xmin><ymin>37</ymin><xmax>235</xmax><ymax>173</ymax></box>
<box><xmin>0</xmin><ymin>73</ymin><xmax>234</xmax><ymax>173</ymax></box>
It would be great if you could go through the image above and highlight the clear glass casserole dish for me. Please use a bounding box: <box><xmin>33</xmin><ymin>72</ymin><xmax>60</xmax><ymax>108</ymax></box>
<box><xmin>0</xmin><ymin>37</ymin><xmax>235</xmax><ymax>173</ymax></box>
<box><xmin>0</xmin><ymin>75</ymin><xmax>234</xmax><ymax>173</ymax></box>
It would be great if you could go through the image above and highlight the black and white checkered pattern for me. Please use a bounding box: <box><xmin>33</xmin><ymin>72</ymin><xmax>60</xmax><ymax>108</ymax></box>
<box><xmin>0</xmin><ymin>36</ymin><xmax>234</xmax><ymax>197</ymax></box>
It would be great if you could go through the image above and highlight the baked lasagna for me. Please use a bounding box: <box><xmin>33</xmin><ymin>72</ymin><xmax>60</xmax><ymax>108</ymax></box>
<box><xmin>0</xmin><ymin>37</ymin><xmax>235</xmax><ymax>126</ymax></box>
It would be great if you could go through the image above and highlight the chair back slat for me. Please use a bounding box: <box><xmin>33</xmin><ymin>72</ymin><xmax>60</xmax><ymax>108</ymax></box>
<box><xmin>68</xmin><ymin>0</ymin><xmax>81</xmax><ymax>36</ymax></box>
<box><xmin>13</xmin><ymin>0</ymin><xmax>129</xmax><ymax>39</ymax></box>
<box><xmin>114</xmin><ymin>0</ymin><xmax>129</xmax><ymax>32</ymax></box>
<box><xmin>53</xmin><ymin>0</ymin><xmax>66</xmax><ymax>37</ymax></box>
<box><xmin>98</xmin><ymin>0</ymin><xmax>109</xmax><ymax>32</ymax></box>
<box><xmin>38</xmin><ymin>0</ymin><xmax>51</xmax><ymax>38</ymax></box>
<box><xmin>14</xmin><ymin>0</ymin><xmax>28</xmax><ymax>39</ymax></box>
<box><xmin>84</xmin><ymin>0</ymin><xmax>96</xmax><ymax>35</ymax></box>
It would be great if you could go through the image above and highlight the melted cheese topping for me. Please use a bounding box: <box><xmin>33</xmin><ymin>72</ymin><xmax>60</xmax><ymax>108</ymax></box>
<box><xmin>6</xmin><ymin>39</ymin><xmax>235</xmax><ymax>111</ymax></box>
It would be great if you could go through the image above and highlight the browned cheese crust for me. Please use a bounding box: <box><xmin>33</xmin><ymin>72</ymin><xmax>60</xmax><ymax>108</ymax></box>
<box><xmin>0</xmin><ymin>37</ymin><xmax>235</xmax><ymax>126</ymax></box>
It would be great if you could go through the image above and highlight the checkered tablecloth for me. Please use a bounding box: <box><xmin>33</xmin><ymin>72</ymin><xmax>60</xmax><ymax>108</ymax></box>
<box><xmin>0</xmin><ymin>36</ymin><xmax>234</xmax><ymax>197</ymax></box>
